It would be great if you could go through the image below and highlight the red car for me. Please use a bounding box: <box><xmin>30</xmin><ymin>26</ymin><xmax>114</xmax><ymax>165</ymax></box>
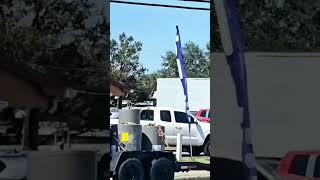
<box><xmin>196</xmin><ymin>109</ymin><xmax>211</xmax><ymax>123</ymax></box>
<box><xmin>278</xmin><ymin>150</ymin><xmax>320</xmax><ymax>180</ymax></box>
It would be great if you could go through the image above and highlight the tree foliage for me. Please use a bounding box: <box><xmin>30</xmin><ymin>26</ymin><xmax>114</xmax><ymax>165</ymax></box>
<box><xmin>110</xmin><ymin>33</ymin><xmax>146</xmax><ymax>84</ymax></box>
<box><xmin>212</xmin><ymin>0</ymin><xmax>320</xmax><ymax>51</ymax></box>
<box><xmin>0</xmin><ymin>0</ymin><xmax>108</xmax><ymax>90</ymax></box>
<box><xmin>110</xmin><ymin>33</ymin><xmax>151</xmax><ymax>103</ymax></box>
<box><xmin>110</xmin><ymin>34</ymin><xmax>210</xmax><ymax>103</ymax></box>
<box><xmin>159</xmin><ymin>41</ymin><xmax>210</xmax><ymax>78</ymax></box>
<box><xmin>0</xmin><ymin>0</ymin><xmax>108</xmax><ymax>130</ymax></box>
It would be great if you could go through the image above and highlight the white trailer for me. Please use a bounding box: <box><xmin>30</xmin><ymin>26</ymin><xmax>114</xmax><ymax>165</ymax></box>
<box><xmin>212</xmin><ymin>52</ymin><xmax>320</xmax><ymax>160</ymax></box>
<box><xmin>154</xmin><ymin>78</ymin><xmax>210</xmax><ymax>113</ymax></box>
<box><xmin>212</xmin><ymin>52</ymin><xmax>320</xmax><ymax>179</ymax></box>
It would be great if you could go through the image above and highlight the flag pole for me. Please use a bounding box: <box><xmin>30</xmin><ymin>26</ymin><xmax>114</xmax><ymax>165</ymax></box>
<box><xmin>214</xmin><ymin>0</ymin><xmax>257</xmax><ymax>180</ymax></box>
<box><xmin>175</xmin><ymin>25</ymin><xmax>193</xmax><ymax>159</ymax></box>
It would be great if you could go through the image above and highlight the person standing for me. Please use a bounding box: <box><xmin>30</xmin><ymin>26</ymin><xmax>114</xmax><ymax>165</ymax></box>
<box><xmin>14</xmin><ymin>108</ymin><xmax>27</xmax><ymax>144</ymax></box>
<box><xmin>28</xmin><ymin>108</ymin><xmax>41</xmax><ymax>150</ymax></box>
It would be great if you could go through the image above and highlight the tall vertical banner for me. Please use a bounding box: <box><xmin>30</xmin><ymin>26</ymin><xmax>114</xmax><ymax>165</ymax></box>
<box><xmin>214</xmin><ymin>0</ymin><xmax>257</xmax><ymax>180</ymax></box>
<box><xmin>176</xmin><ymin>25</ymin><xmax>193</xmax><ymax>156</ymax></box>
<box><xmin>175</xmin><ymin>26</ymin><xmax>191</xmax><ymax>132</ymax></box>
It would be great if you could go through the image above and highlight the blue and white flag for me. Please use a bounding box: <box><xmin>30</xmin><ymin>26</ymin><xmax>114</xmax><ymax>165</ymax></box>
<box><xmin>215</xmin><ymin>0</ymin><xmax>257</xmax><ymax>180</ymax></box>
<box><xmin>175</xmin><ymin>26</ymin><xmax>191</xmax><ymax>132</ymax></box>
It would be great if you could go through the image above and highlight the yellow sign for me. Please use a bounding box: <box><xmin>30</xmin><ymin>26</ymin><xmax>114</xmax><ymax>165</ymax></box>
<box><xmin>121</xmin><ymin>132</ymin><xmax>129</xmax><ymax>142</ymax></box>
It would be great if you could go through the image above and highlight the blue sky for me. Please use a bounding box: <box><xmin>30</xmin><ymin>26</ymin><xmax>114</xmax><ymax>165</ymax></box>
<box><xmin>110</xmin><ymin>0</ymin><xmax>210</xmax><ymax>73</ymax></box>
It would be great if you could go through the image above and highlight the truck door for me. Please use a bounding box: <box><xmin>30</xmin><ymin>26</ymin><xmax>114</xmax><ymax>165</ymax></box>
<box><xmin>158</xmin><ymin>110</ymin><xmax>175</xmax><ymax>145</ymax></box>
<box><xmin>173</xmin><ymin>111</ymin><xmax>199</xmax><ymax>146</ymax></box>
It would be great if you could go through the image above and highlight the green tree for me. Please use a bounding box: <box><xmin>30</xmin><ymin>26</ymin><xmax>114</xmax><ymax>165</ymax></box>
<box><xmin>212</xmin><ymin>0</ymin><xmax>320</xmax><ymax>51</ymax></box>
<box><xmin>159</xmin><ymin>41</ymin><xmax>210</xmax><ymax>78</ymax></box>
<box><xmin>110</xmin><ymin>33</ymin><xmax>148</xmax><ymax>103</ymax></box>
<box><xmin>0</xmin><ymin>0</ymin><xmax>108</xmax><ymax>90</ymax></box>
<box><xmin>132</xmin><ymin>72</ymin><xmax>159</xmax><ymax>102</ymax></box>
<box><xmin>0</xmin><ymin>0</ymin><xmax>108</xmax><ymax>131</ymax></box>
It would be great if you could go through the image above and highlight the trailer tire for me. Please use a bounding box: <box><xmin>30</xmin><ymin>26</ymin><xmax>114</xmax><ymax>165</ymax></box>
<box><xmin>117</xmin><ymin>158</ymin><xmax>144</xmax><ymax>180</ymax></box>
<box><xmin>150</xmin><ymin>158</ymin><xmax>174</xmax><ymax>180</ymax></box>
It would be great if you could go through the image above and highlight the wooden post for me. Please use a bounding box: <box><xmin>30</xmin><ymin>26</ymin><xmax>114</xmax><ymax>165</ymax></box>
<box><xmin>26</xmin><ymin>108</ymin><xmax>40</xmax><ymax>150</ymax></box>
<box><xmin>22</xmin><ymin>109</ymin><xmax>30</xmax><ymax>150</ymax></box>
<box><xmin>117</xmin><ymin>96</ymin><xmax>123</xmax><ymax>109</ymax></box>
<box><xmin>176</xmin><ymin>133</ymin><xmax>182</xmax><ymax>161</ymax></box>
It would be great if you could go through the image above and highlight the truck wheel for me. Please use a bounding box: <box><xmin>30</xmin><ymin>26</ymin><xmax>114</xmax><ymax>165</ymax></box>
<box><xmin>150</xmin><ymin>158</ymin><xmax>174</xmax><ymax>180</ymax></box>
<box><xmin>204</xmin><ymin>140</ymin><xmax>210</xmax><ymax>156</ymax></box>
<box><xmin>117</xmin><ymin>158</ymin><xmax>144</xmax><ymax>180</ymax></box>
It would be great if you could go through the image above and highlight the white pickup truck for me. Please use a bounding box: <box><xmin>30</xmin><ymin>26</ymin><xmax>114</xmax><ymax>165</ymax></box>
<box><xmin>111</xmin><ymin>107</ymin><xmax>210</xmax><ymax>156</ymax></box>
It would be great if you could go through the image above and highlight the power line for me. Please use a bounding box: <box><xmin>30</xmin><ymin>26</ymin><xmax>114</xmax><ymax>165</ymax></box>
<box><xmin>28</xmin><ymin>64</ymin><xmax>108</xmax><ymax>73</ymax></box>
<box><xmin>44</xmin><ymin>65</ymin><xmax>107</xmax><ymax>72</ymax></box>
<box><xmin>179</xmin><ymin>0</ymin><xmax>210</xmax><ymax>3</ymax></box>
<box><xmin>74</xmin><ymin>89</ymin><xmax>108</xmax><ymax>96</ymax></box>
<box><xmin>110</xmin><ymin>0</ymin><xmax>210</xmax><ymax>11</ymax></box>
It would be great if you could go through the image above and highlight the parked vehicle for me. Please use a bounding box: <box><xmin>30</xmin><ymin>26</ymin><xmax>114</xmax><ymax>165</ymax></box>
<box><xmin>213</xmin><ymin>157</ymin><xmax>282</xmax><ymax>180</ymax></box>
<box><xmin>277</xmin><ymin>151</ymin><xmax>320</xmax><ymax>180</ymax></box>
<box><xmin>196</xmin><ymin>109</ymin><xmax>211</xmax><ymax>123</ymax></box>
<box><xmin>190</xmin><ymin>111</ymin><xmax>197</xmax><ymax>116</ymax></box>
<box><xmin>110</xmin><ymin>107</ymin><xmax>210</xmax><ymax>156</ymax></box>
<box><xmin>108</xmin><ymin>108</ymin><xmax>210</xmax><ymax>180</ymax></box>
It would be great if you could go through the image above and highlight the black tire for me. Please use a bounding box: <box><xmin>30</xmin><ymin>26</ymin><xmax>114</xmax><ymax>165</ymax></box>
<box><xmin>150</xmin><ymin>158</ymin><xmax>174</xmax><ymax>180</ymax></box>
<box><xmin>117</xmin><ymin>158</ymin><xmax>144</xmax><ymax>180</ymax></box>
<box><xmin>204</xmin><ymin>140</ymin><xmax>210</xmax><ymax>156</ymax></box>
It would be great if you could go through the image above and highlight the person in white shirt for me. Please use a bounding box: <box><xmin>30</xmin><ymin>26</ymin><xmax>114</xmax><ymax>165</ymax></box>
<box><xmin>14</xmin><ymin>108</ymin><xmax>27</xmax><ymax>143</ymax></box>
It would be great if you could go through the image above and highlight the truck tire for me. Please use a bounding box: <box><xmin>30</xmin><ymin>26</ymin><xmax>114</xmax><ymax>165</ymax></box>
<box><xmin>204</xmin><ymin>140</ymin><xmax>210</xmax><ymax>156</ymax></box>
<box><xmin>117</xmin><ymin>158</ymin><xmax>144</xmax><ymax>180</ymax></box>
<box><xmin>150</xmin><ymin>158</ymin><xmax>174</xmax><ymax>180</ymax></box>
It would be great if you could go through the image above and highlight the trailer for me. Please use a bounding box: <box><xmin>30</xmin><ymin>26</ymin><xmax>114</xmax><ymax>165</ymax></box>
<box><xmin>110</xmin><ymin>151</ymin><xmax>175</xmax><ymax>180</ymax></box>
<box><xmin>105</xmin><ymin>109</ymin><xmax>210</xmax><ymax>180</ymax></box>
<box><xmin>107</xmin><ymin>151</ymin><xmax>209</xmax><ymax>180</ymax></box>
<box><xmin>212</xmin><ymin>52</ymin><xmax>320</xmax><ymax>179</ymax></box>
<box><xmin>154</xmin><ymin>78</ymin><xmax>210</xmax><ymax>113</ymax></box>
